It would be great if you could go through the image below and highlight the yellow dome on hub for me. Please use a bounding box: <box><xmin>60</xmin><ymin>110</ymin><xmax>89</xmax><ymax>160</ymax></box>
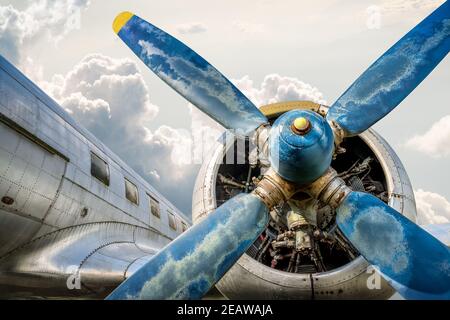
<box><xmin>293</xmin><ymin>117</ymin><xmax>310</xmax><ymax>132</ymax></box>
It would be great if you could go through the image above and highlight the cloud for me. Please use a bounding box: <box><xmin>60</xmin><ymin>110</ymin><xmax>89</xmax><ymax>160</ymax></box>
<box><xmin>364</xmin><ymin>0</ymin><xmax>444</xmax><ymax>30</ymax></box>
<box><xmin>0</xmin><ymin>0</ymin><xmax>202</xmax><ymax>212</ymax></box>
<box><xmin>42</xmin><ymin>54</ymin><xmax>159</xmax><ymax>125</ymax></box>
<box><xmin>405</xmin><ymin>115</ymin><xmax>450</xmax><ymax>158</ymax></box>
<box><xmin>60</xmin><ymin>92</ymin><xmax>111</xmax><ymax>129</ymax></box>
<box><xmin>187</xmin><ymin>73</ymin><xmax>327</xmax><ymax>139</ymax></box>
<box><xmin>381</xmin><ymin>0</ymin><xmax>444</xmax><ymax>12</ymax></box>
<box><xmin>232</xmin><ymin>21</ymin><xmax>264</xmax><ymax>34</ymax></box>
<box><xmin>148</xmin><ymin>170</ymin><xmax>160</xmax><ymax>181</ymax></box>
<box><xmin>42</xmin><ymin>53</ymin><xmax>198</xmax><ymax>212</ymax></box>
<box><xmin>0</xmin><ymin>0</ymin><xmax>90</xmax><ymax>66</ymax></box>
<box><xmin>41</xmin><ymin>55</ymin><xmax>327</xmax><ymax>213</ymax></box>
<box><xmin>414</xmin><ymin>189</ymin><xmax>450</xmax><ymax>225</ymax></box>
<box><xmin>187</xmin><ymin>73</ymin><xmax>327</xmax><ymax>164</ymax></box>
<box><xmin>176</xmin><ymin>22</ymin><xmax>207</xmax><ymax>34</ymax></box>
<box><xmin>188</xmin><ymin>103</ymin><xmax>224</xmax><ymax>165</ymax></box>
<box><xmin>232</xmin><ymin>74</ymin><xmax>327</xmax><ymax>106</ymax></box>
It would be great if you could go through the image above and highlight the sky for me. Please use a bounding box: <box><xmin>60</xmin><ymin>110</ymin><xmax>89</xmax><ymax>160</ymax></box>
<box><xmin>0</xmin><ymin>0</ymin><xmax>449</xmax><ymax>224</ymax></box>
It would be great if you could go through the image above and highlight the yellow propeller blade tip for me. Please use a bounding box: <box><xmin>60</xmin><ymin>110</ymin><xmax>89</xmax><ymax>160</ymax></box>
<box><xmin>113</xmin><ymin>11</ymin><xmax>134</xmax><ymax>34</ymax></box>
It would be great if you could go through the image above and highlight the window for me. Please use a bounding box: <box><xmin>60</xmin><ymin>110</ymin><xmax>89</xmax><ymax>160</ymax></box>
<box><xmin>168</xmin><ymin>211</ymin><xmax>177</xmax><ymax>230</ymax></box>
<box><xmin>125</xmin><ymin>178</ymin><xmax>139</xmax><ymax>205</ymax></box>
<box><xmin>181</xmin><ymin>221</ymin><xmax>188</xmax><ymax>232</ymax></box>
<box><xmin>90</xmin><ymin>152</ymin><xmax>109</xmax><ymax>186</ymax></box>
<box><xmin>148</xmin><ymin>194</ymin><xmax>160</xmax><ymax>218</ymax></box>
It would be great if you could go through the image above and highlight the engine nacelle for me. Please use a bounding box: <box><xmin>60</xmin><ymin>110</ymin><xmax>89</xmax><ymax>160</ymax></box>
<box><xmin>192</xmin><ymin>101</ymin><xmax>416</xmax><ymax>299</ymax></box>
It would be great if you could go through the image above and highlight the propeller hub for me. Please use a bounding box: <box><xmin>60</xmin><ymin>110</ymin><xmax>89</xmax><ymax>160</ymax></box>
<box><xmin>269</xmin><ymin>110</ymin><xmax>334</xmax><ymax>184</ymax></box>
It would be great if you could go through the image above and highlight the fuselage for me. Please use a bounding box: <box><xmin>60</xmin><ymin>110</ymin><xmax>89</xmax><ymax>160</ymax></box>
<box><xmin>0</xmin><ymin>54</ymin><xmax>189</xmax><ymax>298</ymax></box>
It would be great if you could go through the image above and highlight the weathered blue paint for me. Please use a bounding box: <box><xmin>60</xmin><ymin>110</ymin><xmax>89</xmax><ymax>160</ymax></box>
<box><xmin>268</xmin><ymin>110</ymin><xmax>334</xmax><ymax>184</ymax></box>
<box><xmin>327</xmin><ymin>1</ymin><xmax>450</xmax><ymax>136</ymax></box>
<box><xmin>116</xmin><ymin>14</ymin><xmax>268</xmax><ymax>135</ymax></box>
<box><xmin>106</xmin><ymin>193</ymin><xmax>269</xmax><ymax>300</ymax></box>
<box><xmin>337</xmin><ymin>191</ymin><xmax>450</xmax><ymax>299</ymax></box>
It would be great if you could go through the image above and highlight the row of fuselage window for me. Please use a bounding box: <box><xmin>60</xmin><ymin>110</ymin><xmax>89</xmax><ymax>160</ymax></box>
<box><xmin>90</xmin><ymin>151</ymin><xmax>188</xmax><ymax>233</ymax></box>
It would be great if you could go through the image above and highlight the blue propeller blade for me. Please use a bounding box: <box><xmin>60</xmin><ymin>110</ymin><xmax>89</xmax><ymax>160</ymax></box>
<box><xmin>113</xmin><ymin>12</ymin><xmax>268</xmax><ymax>135</ymax></box>
<box><xmin>106</xmin><ymin>193</ymin><xmax>268</xmax><ymax>299</ymax></box>
<box><xmin>336</xmin><ymin>191</ymin><xmax>450</xmax><ymax>299</ymax></box>
<box><xmin>327</xmin><ymin>1</ymin><xmax>450</xmax><ymax>136</ymax></box>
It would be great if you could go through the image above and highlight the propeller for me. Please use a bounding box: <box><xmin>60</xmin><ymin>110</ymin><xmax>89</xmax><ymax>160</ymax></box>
<box><xmin>326</xmin><ymin>0</ymin><xmax>450</xmax><ymax>137</ymax></box>
<box><xmin>109</xmin><ymin>3</ymin><xmax>450</xmax><ymax>300</ymax></box>
<box><xmin>106</xmin><ymin>193</ymin><xmax>269</xmax><ymax>299</ymax></box>
<box><xmin>112</xmin><ymin>11</ymin><xmax>268</xmax><ymax>135</ymax></box>
<box><xmin>336</xmin><ymin>191</ymin><xmax>450</xmax><ymax>299</ymax></box>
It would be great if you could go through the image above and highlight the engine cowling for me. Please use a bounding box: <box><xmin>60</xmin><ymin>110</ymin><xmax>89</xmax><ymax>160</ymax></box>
<box><xmin>192</xmin><ymin>101</ymin><xmax>416</xmax><ymax>300</ymax></box>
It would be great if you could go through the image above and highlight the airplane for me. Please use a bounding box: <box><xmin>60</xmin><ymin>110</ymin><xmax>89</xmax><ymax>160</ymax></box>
<box><xmin>0</xmin><ymin>1</ymin><xmax>449</xmax><ymax>300</ymax></box>
<box><xmin>0</xmin><ymin>53</ymin><xmax>191</xmax><ymax>298</ymax></box>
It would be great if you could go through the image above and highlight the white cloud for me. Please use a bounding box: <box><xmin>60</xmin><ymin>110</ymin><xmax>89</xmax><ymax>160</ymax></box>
<box><xmin>364</xmin><ymin>0</ymin><xmax>444</xmax><ymax>30</ymax></box>
<box><xmin>381</xmin><ymin>0</ymin><xmax>444</xmax><ymax>12</ymax></box>
<box><xmin>232</xmin><ymin>74</ymin><xmax>327</xmax><ymax>106</ymax></box>
<box><xmin>187</xmin><ymin>73</ymin><xmax>327</xmax><ymax>139</ymax></box>
<box><xmin>414</xmin><ymin>189</ymin><xmax>450</xmax><ymax>225</ymax></box>
<box><xmin>405</xmin><ymin>115</ymin><xmax>450</xmax><ymax>158</ymax></box>
<box><xmin>60</xmin><ymin>92</ymin><xmax>111</xmax><ymax>129</ymax></box>
<box><xmin>0</xmin><ymin>0</ymin><xmax>90</xmax><ymax>66</ymax></box>
<box><xmin>0</xmin><ymin>0</ymin><xmax>204</xmax><ymax>212</ymax></box>
<box><xmin>40</xmin><ymin>54</ymin><xmax>327</xmax><ymax>212</ymax></box>
<box><xmin>42</xmin><ymin>54</ymin><xmax>159</xmax><ymax>123</ymax></box>
<box><xmin>176</xmin><ymin>22</ymin><xmax>207</xmax><ymax>34</ymax></box>
<box><xmin>232</xmin><ymin>21</ymin><xmax>264</xmax><ymax>34</ymax></box>
<box><xmin>148</xmin><ymin>170</ymin><xmax>160</xmax><ymax>181</ymax></box>
<box><xmin>187</xmin><ymin>73</ymin><xmax>328</xmax><ymax>164</ymax></box>
<box><xmin>188</xmin><ymin>103</ymin><xmax>225</xmax><ymax>165</ymax></box>
<box><xmin>42</xmin><ymin>53</ymin><xmax>198</xmax><ymax>211</ymax></box>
